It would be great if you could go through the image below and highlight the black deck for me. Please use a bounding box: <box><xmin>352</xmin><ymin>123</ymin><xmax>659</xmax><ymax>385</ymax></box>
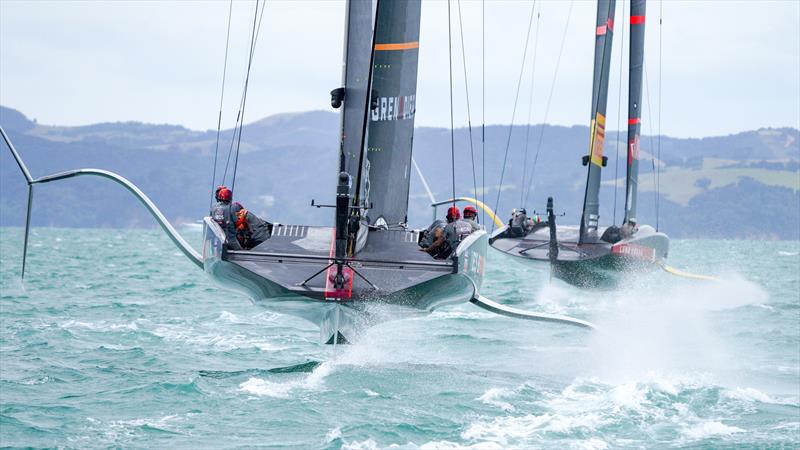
<box><xmin>490</xmin><ymin>225</ymin><xmax>611</xmax><ymax>262</ymax></box>
<box><xmin>489</xmin><ymin>223</ymin><xmax>669</xmax><ymax>288</ymax></box>
<box><xmin>224</xmin><ymin>225</ymin><xmax>454</xmax><ymax>300</ymax></box>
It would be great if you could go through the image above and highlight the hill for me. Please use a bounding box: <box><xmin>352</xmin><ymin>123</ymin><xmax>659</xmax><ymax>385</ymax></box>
<box><xmin>1</xmin><ymin>106</ymin><xmax>798</xmax><ymax>239</ymax></box>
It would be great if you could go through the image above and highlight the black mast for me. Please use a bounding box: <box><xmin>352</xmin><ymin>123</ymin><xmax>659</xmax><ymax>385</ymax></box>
<box><xmin>579</xmin><ymin>0</ymin><xmax>616</xmax><ymax>243</ymax></box>
<box><xmin>334</xmin><ymin>0</ymin><xmax>375</xmax><ymax>199</ymax></box>
<box><xmin>362</xmin><ymin>0</ymin><xmax>422</xmax><ymax>227</ymax></box>
<box><xmin>332</xmin><ymin>0</ymin><xmax>378</xmax><ymax>281</ymax></box>
<box><xmin>623</xmin><ymin>0</ymin><xmax>645</xmax><ymax>226</ymax></box>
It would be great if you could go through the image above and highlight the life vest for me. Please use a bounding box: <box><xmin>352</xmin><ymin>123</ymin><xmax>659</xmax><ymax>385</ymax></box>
<box><xmin>453</xmin><ymin>220</ymin><xmax>473</xmax><ymax>241</ymax></box>
<box><xmin>444</xmin><ymin>219</ymin><xmax>474</xmax><ymax>254</ymax></box>
<box><xmin>212</xmin><ymin>202</ymin><xmax>230</xmax><ymax>228</ymax></box>
<box><xmin>235</xmin><ymin>208</ymin><xmax>252</xmax><ymax>247</ymax></box>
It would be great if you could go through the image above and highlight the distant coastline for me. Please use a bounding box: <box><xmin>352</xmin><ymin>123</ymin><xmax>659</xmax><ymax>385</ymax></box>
<box><xmin>1</xmin><ymin>106</ymin><xmax>798</xmax><ymax>240</ymax></box>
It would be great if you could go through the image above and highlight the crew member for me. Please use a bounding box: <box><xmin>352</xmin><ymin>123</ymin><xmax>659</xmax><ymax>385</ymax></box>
<box><xmin>211</xmin><ymin>186</ymin><xmax>242</xmax><ymax>250</ymax></box>
<box><xmin>462</xmin><ymin>206</ymin><xmax>481</xmax><ymax>231</ymax></box>
<box><xmin>232</xmin><ymin>202</ymin><xmax>273</xmax><ymax>250</ymax></box>
<box><xmin>419</xmin><ymin>219</ymin><xmax>446</xmax><ymax>248</ymax></box>
<box><xmin>421</xmin><ymin>207</ymin><xmax>473</xmax><ymax>259</ymax></box>
<box><xmin>419</xmin><ymin>221</ymin><xmax>449</xmax><ymax>259</ymax></box>
<box><xmin>508</xmin><ymin>208</ymin><xmax>534</xmax><ymax>237</ymax></box>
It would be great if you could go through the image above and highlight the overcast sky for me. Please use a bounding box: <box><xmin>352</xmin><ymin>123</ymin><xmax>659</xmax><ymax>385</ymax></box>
<box><xmin>1</xmin><ymin>0</ymin><xmax>798</xmax><ymax>138</ymax></box>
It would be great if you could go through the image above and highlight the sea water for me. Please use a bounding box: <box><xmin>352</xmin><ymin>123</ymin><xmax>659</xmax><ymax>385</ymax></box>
<box><xmin>0</xmin><ymin>227</ymin><xmax>798</xmax><ymax>448</ymax></box>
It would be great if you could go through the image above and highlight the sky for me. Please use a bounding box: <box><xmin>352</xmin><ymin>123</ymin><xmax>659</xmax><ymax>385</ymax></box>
<box><xmin>1</xmin><ymin>0</ymin><xmax>798</xmax><ymax>138</ymax></box>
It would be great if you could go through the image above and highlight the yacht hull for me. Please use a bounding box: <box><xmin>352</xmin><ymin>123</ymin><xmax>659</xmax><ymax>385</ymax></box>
<box><xmin>490</xmin><ymin>224</ymin><xmax>668</xmax><ymax>288</ymax></box>
<box><xmin>203</xmin><ymin>218</ymin><xmax>487</xmax><ymax>343</ymax></box>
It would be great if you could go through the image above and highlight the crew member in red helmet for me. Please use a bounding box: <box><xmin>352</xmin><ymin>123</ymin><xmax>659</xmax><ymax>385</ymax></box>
<box><xmin>462</xmin><ymin>205</ymin><xmax>481</xmax><ymax>231</ymax></box>
<box><xmin>211</xmin><ymin>186</ymin><xmax>242</xmax><ymax>250</ymax></box>
<box><xmin>421</xmin><ymin>206</ymin><xmax>473</xmax><ymax>259</ymax></box>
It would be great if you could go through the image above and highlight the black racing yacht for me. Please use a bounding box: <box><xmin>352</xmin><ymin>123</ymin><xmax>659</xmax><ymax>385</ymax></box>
<box><xmin>3</xmin><ymin>0</ymin><xmax>595</xmax><ymax>345</ymax></box>
<box><xmin>489</xmin><ymin>0</ymin><xmax>669</xmax><ymax>288</ymax></box>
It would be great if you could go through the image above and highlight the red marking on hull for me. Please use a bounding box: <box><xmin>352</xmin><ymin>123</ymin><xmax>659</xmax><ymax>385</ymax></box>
<box><xmin>611</xmin><ymin>242</ymin><xmax>656</xmax><ymax>262</ymax></box>
<box><xmin>324</xmin><ymin>229</ymin><xmax>353</xmax><ymax>300</ymax></box>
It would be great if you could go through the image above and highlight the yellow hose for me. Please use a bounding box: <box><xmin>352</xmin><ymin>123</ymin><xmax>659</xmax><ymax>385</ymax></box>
<box><xmin>441</xmin><ymin>197</ymin><xmax>505</xmax><ymax>228</ymax></box>
<box><xmin>661</xmin><ymin>264</ymin><xmax>720</xmax><ymax>282</ymax></box>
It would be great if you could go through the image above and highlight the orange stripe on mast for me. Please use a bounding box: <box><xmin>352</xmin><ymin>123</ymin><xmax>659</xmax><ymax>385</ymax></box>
<box><xmin>374</xmin><ymin>41</ymin><xmax>419</xmax><ymax>51</ymax></box>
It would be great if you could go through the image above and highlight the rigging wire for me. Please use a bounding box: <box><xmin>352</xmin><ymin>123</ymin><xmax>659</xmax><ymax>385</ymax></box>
<box><xmin>222</xmin><ymin>0</ymin><xmax>267</xmax><ymax>188</ymax></box>
<box><xmin>481</xmin><ymin>0</ymin><xmax>486</xmax><ymax>225</ymax></box>
<box><xmin>222</xmin><ymin>1</ymin><xmax>262</xmax><ymax>186</ymax></box>
<box><xmin>448</xmin><ymin>0</ymin><xmax>456</xmax><ymax>206</ymax></box>
<box><xmin>456</xmin><ymin>0</ymin><xmax>478</xmax><ymax>205</ymax></box>
<box><xmin>656</xmin><ymin>0</ymin><xmax>663</xmax><ymax>231</ymax></box>
<box><xmin>522</xmin><ymin>0</ymin><xmax>574</xmax><ymax>208</ymax></box>
<box><xmin>643</xmin><ymin>58</ymin><xmax>658</xmax><ymax>221</ymax></box>
<box><xmin>210</xmin><ymin>0</ymin><xmax>234</xmax><ymax>208</ymax></box>
<box><xmin>519</xmin><ymin>1</ymin><xmax>542</xmax><ymax>207</ymax></box>
<box><xmin>231</xmin><ymin>0</ymin><xmax>267</xmax><ymax>194</ymax></box>
<box><xmin>491</xmin><ymin>0</ymin><xmax>538</xmax><ymax>230</ymax></box>
<box><xmin>612</xmin><ymin>0</ymin><xmax>626</xmax><ymax>224</ymax></box>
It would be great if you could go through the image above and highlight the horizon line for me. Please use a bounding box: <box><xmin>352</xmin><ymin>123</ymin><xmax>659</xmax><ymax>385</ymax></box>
<box><xmin>1</xmin><ymin>104</ymin><xmax>798</xmax><ymax>141</ymax></box>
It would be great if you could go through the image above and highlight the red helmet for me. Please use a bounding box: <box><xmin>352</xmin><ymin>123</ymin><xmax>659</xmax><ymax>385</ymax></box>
<box><xmin>463</xmin><ymin>206</ymin><xmax>478</xmax><ymax>218</ymax></box>
<box><xmin>216</xmin><ymin>186</ymin><xmax>232</xmax><ymax>202</ymax></box>
<box><xmin>446</xmin><ymin>206</ymin><xmax>461</xmax><ymax>221</ymax></box>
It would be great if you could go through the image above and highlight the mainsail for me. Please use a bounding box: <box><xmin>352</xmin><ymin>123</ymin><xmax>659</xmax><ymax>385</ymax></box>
<box><xmin>624</xmin><ymin>0</ymin><xmax>645</xmax><ymax>226</ymax></box>
<box><xmin>362</xmin><ymin>0</ymin><xmax>422</xmax><ymax>227</ymax></box>
<box><xmin>580</xmin><ymin>0</ymin><xmax>617</xmax><ymax>242</ymax></box>
<box><xmin>336</xmin><ymin>0</ymin><xmax>377</xmax><ymax>202</ymax></box>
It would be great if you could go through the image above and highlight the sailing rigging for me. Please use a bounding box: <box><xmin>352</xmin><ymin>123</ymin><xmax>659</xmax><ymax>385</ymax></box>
<box><xmin>489</xmin><ymin>0</ymin><xmax>670</xmax><ymax>288</ymax></box>
<box><xmin>2</xmin><ymin>0</ymin><xmax>595</xmax><ymax>344</ymax></box>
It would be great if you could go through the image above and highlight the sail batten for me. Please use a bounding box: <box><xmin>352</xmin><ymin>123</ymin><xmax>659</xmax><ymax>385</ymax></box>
<box><xmin>580</xmin><ymin>0</ymin><xmax>617</xmax><ymax>243</ymax></box>
<box><xmin>624</xmin><ymin>0</ymin><xmax>646</xmax><ymax>226</ymax></box>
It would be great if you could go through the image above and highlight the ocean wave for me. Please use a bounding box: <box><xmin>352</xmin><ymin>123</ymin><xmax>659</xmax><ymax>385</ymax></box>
<box><xmin>478</xmin><ymin>387</ymin><xmax>517</xmax><ymax>412</ymax></box>
<box><xmin>217</xmin><ymin>310</ymin><xmax>279</xmax><ymax>325</ymax></box>
<box><xmin>238</xmin><ymin>362</ymin><xmax>333</xmax><ymax>398</ymax></box>
<box><xmin>418</xmin><ymin>441</ymin><xmax>504</xmax><ymax>449</ymax></box>
<box><xmin>151</xmin><ymin>325</ymin><xmax>285</xmax><ymax>352</ymax></box>
<box><xmin>723</xmin><ymin>387</ymin><xmax>799</xmax><ymax>406</ymax></box>
<box><xmin>462</xmin><ymin>412</ymin><xmax>607</xmax><ymax>445</ymax></box>
<box><xmin>18</xmin><ymin>375</ymin><xmax>63</xmax><ymax>385</ymax></box>
<box><xmin>341</xmin><ymin>438</ymin><xmax>379</xmax><ymax>450</ymax></box>
<box><xmin>325</xmin><ymin>426</ymin><xmax>342</xmax><ymax>443</ymax></box>
<box><xmin>80</xmin><ymin>414</ymin><xmax>185</xmax><ymax>443</ymax></box>
<box><xmin>461</xmin><ymin>375</ymin><xmax>768</xmax><ymax>447</ymax></box>
<box><xmin>682</xmin><ymin>421</ymin><xmax>745</xmax><ymax>439</ymax></box>
<box><xmin>60</xmin><ymin>319</ymin><xmax>140</xmax><ymax>332</ymax></box>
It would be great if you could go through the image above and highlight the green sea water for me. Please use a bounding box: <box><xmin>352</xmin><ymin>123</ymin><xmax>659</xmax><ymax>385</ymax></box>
<box><xmin>1</xmin><ymin>227</ymin><xmax>798</xmax><ymax>448</ymax></box>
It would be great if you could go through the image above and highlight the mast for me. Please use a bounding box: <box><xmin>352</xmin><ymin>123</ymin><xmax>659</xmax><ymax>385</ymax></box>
<box><xmin>579</xmin><ymin>0</ymin><xmax>616</xmax><ymax>243</ymax></box>
<box><xmin>623</xmin><ymin>0</ymin><xmax>645</xmax><ymax>226</ymax></box>
<box><xmin>334</xmin><ymin>0</ymin><xmax>376</xmax><ymax>201</ymax></box>
<box><xmin>362</xmin><ymin>0</ymin><xmax>422</xmax><ymax>227</ymax></box>
<box><xmin>331</xmin><ymin>0</ymin><xmax>377</xmax><ymax>272</ymax></box>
